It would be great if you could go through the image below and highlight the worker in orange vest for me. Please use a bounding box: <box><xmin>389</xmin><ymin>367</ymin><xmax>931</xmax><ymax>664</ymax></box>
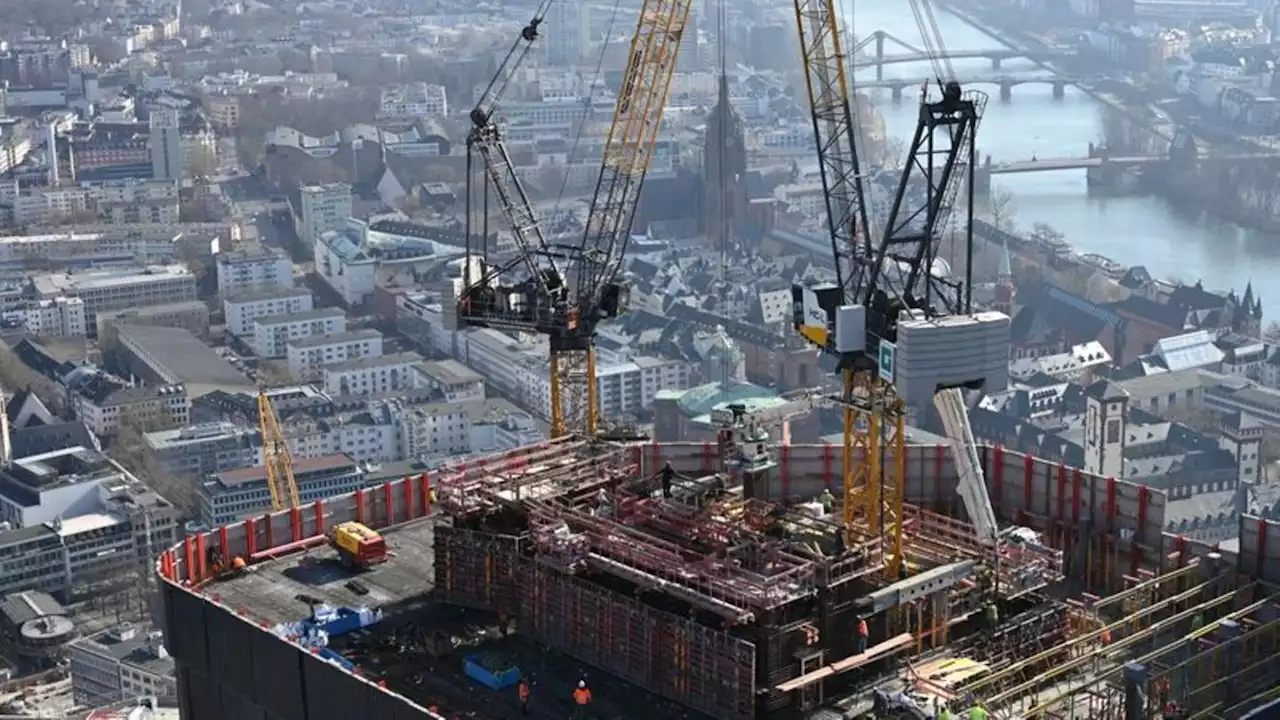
<box><xmin>1154</xmin><ymin>676</ymin><xmax>1171</xmax><ymax>709</ymax></box>
<box><xmin>856</xmin><ymin>616</ymin><xmax>869</xmax><ymax>653</ymax></box>
<box><xmin>1100</xmin><ymin>626</ymin><xmax>1112</xmax><ymax>645</ymax></box>
<box><xmin>517</xmin><ymin>677</ymin><xmax>531</xmax><ymax>717</ymax></box>
<box><xmin>573</xmin><ymin>679</ymin><xmax>593</xmax><ymax>718</ymax></box>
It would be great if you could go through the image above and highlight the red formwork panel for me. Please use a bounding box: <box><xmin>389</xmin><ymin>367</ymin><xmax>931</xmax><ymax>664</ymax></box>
<box><xmin>518</xmin><ymin>561</ymin><xmax>755</xmax><ymax>720</ymax></box>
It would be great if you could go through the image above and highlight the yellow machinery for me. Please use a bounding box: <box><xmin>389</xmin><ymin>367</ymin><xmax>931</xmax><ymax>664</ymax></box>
<box><xmin>258</xmin><ymin>389</ymin><xmax>300</xmax><ymax>511</ymax></box>
<box><xmin>456</xmin><ymin>0</ymin><xmax>692</xmax><ymax>438</ymax></box>
<box><xmin>329</xmin><ymin>521</ymin><xmax>388</xmax><ymax>567</ymax></box>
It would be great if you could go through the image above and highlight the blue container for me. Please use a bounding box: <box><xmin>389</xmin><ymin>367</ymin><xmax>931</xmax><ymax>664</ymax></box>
<box><xmin>463</xmin><ymin>655</ymin><xmax>520</xmax><ymax>691</ymax></box>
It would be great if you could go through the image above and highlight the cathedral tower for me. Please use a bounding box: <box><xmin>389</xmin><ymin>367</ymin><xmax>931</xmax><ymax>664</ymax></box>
<box><xmin>702</xmin><ymin>73</ymin><xmax>746</xmax><ymax>246</ymax></box>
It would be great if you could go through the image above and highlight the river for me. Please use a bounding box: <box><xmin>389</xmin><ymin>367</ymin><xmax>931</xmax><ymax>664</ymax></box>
<box><xmin>850</xmin><ymin>0</ymin><xmax>1280</xmax><ymax>318</ymax></box>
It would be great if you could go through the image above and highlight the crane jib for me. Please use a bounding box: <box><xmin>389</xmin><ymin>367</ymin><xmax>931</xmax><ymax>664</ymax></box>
<box><xmin>618</xmin><ymin>50</ymin><xmax>644</xmax><ymax>115</ymax></box>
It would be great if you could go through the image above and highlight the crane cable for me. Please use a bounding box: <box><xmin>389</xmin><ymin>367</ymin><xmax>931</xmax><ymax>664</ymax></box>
<box><xmin>553</xmin><ymin>0</ymin><xmax>631</xmax><ymax>215</ymax></box>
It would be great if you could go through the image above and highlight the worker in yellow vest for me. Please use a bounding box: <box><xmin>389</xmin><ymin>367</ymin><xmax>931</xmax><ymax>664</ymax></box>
<box><xmin>936</xmin><ymin>703</ymin><xmax>954</xmax><ymax>720</ymax></box>
<box><xmin>968</xmin><ymin>702</ymin><xmax>989</xmax><ymax>720</ymax></box>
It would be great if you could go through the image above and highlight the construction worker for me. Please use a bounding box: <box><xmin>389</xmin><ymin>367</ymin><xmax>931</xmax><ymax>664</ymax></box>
<box><xmin>1190</xmin><ymin>612</ymin><xmax>1204</xmax><ymax>634</ymax></box>
<box><xmin>856</xmin><ymin>616</ymin><xmax>869</xmax><ymax>653</ymax></box>
<box><xmin>661</xmin><ymin>462</ymin><xmax>675</xmax><ymax>499</ymax></box>
<box><xmin>573</xmin><ymin>679</ymin><xmax>593</xmax><ymax>718</ymax></box>
<box><xmin>936</xmin><ymin>703</ymin><xmax>954</xmax><ymax>720</ymax></box>
<box><xmin>1099</xmin><ymin>625</ymin><xmax>1112</xmax><ymax>645</ymax></box>
<box><xmin>818</xmin><ymin>488</ymin><xmax>835</xmax><ymax>515</ymax></box>
<box><xmin>517</xmin><ymin>677</ymin><xmax>531</xmax><ymax>717</ymax></box>
<box><xmin>968</xmin><ymin>702</ymin><xmax>989</xmax><ymax>720</ymax></box>
<box><xmin>1154</xmin><ymin>676</ymin><xmax>1171</xmax><ymax>710</ymax></box>
<box><xmin>984</xmin><ymin>602</ymin><xmax>999</xmax><ymax>631</ymax></box>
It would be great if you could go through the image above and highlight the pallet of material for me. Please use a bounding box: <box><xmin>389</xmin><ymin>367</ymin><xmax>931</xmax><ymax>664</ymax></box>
<box><xmin>774</xmin><ymin>634</ymin><xmax>915</xmax><ymax>692</ymax></box>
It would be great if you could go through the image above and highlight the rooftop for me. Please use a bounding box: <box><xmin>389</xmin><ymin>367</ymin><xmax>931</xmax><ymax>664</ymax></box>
<box><xmin>32</xmin><ymin>265</ymin><xmax>193</xmax><ymax>297</ymax></box>
<box><xmin>114</xmin><ymin>324</ymin><xmax>254</xmax><ymax>397</ymax></box>
<box><xmin>286</xmin><ymin>329</ymin><xmax>383</xmax><ymax>350</ymax></box>
<box><xmin>415</xmin><ymin>359</ymin><xmax>484</xmax><ymax>386</ymax></box>
<box><xmin>76</xmin><ymin>623</ymin><xmax>175</xmax><ymax>677</ymax></box>
<box><xmin>324</xmin><ymin>352</ymin><xmax>423</xmax><ymax>373</ymax></box>
<box><xmin>209</xmin><ymin>453</ymin><xmax>356</xmax><ymax>489</ymax></box>
<box><xmin>225</xmin><ymin>287</ymin><xmax>313</xmax><ymax>304</ymax></box>
<box><xmin>254</xmin><ymin>308</ymin><xmax>345</xmax><ymax>327</ymax></box>
<box><xmin>209</xmin><ymin>517</ymin><xmax>437</xmax><ymax>625</ymax></box>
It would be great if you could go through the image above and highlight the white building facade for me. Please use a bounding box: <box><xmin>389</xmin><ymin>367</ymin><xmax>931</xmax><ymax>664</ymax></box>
<box><xmin>251</xmin><ymin>308</ymin><xmax>346</xmax><ymax>358</ymax></box>
<box><xmin>224</xmin><ymin>288</ymin><xmax>314</xmax><ymax>337</ymax></box>
<box><xmin>322</xmin><ymin>352</ymin><xmax>424</xmax><ymax>396</ymax></box>
<box><xmin>286</xmin><ymin>329</ymin><xmax>384</xmax><ymax>381</ymax></box>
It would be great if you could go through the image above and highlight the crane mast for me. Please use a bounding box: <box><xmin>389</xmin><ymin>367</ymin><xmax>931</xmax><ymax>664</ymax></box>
<box><xmin>258</xmin><ymin>390</ymin><xmax>300</xmax><ymax>511</ymax></box>
<box><xmin>554</xmin><ymin>0</ymin><xmax>691</xmax><ymax>438</ymax></box>
<box><xmin>790</xmin><ymin>0</ymin><xmax>906</xmax><ymax>578</ymax></box>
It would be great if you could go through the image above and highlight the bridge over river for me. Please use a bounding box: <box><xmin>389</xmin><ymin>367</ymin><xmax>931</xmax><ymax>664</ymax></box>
<box><xmin>862</xmin><ymin>74</ymin><xmax>1105</xmax><ymax>100</ymax></box>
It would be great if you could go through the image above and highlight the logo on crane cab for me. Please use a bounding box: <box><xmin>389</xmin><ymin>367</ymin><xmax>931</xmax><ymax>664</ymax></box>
<box><xmin>792</xmin><ymin>286</ymin><xmax>829</xmax><ymax>349</ymax></box>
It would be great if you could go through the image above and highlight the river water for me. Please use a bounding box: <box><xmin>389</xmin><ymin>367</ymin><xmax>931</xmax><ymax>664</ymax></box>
<box><xmin>850</xmin><ymin>0</ymin><xmax>1280</xmax><ymax>316</ymax></box>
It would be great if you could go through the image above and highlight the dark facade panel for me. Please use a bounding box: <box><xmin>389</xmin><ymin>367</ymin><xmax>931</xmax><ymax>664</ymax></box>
<box><xmin>166</xmin><ymin>586</ymin><xmax>211</xmax><ymax>674</ymax></box>
<box><xmin>185</xmin><ymin>665</ymin><xmax>224</xmax><ymax>720</ymax></box>
<box><xmin>249</xmin><ymin>628</ymin><xmax>306</xmax><ymax>720</ymax></box>
<box><xmin>207</xmin><ymin>605</ymin><xmax>256</xmax><ymax>691</ymax></box>
<box><xmin>301</xmin><ymin>651</ymin><xmax>368</xmax><ymax>720</ymax></box>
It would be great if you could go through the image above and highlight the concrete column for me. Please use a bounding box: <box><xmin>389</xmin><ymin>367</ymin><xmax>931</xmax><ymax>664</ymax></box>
<box><xmin>999</xmin><ymin>82</ymin><xmax>1012</xmax><ymax>101</ymax></box>
<box><xmin>1123</xmin><ymin>662</ymin><xmax>1148</xmax><ymax>720</ymax></box>
<box><xmin>1052</xmin><ymin>81</ymin><xmax>1065</xmax><ymax>99</ymax></box>
<box><xmin>991</xmin><ymin>57</ymin><xmax>1002</xmax><ymax>71</ymax></box>
<box><xmin>891</xmin><ymin>84</ymin><xmax>903</xmax><ymax>103</ymax></box>
<box><xmin>875</xmin><ymin>33</ymin><xmax>885</xmax><ymax>82</ymax></box>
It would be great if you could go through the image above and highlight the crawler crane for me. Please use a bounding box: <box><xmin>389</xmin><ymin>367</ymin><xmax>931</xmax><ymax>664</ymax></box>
<box><xmin>790</xmin><ymin>0</ymin><xmax>1000</xmax><ymax>576</ymax></box>
<box><xmin>258</xmin><ymin>389</ymin><xmax>300</xmax><ymax>511</ymax></box>
<box><xmin>458</xmin><ymin>0</ymin><xmax>692</xmax><ymax>438</ymax></box>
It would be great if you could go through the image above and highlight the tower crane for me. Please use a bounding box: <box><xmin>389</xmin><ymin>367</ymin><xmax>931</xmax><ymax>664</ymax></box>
<box><xmin>790</xmin><ymin>0</ymin><xmax>995</xmax><ymax>577</ymax></box>
<box><xmin>459</xmin><ymin>0</ymin><xmax>692</xmax><ymax>438</ymax></box>
<box><xmin>258</xmin><ymin>389</ymin><xmax>300</xmax><ymax>511</ymax></box>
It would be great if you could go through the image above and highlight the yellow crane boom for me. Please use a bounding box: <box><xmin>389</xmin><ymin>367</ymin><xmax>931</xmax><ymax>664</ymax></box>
<box><xmin>550</xmin><ymin>0</ymin><xmax>693</xmax><ymax>437</ymax></box>
<box><xmin>258</xmin><ymin>389</ymin><xmax>300</xmax><ymax>511</ymax></box>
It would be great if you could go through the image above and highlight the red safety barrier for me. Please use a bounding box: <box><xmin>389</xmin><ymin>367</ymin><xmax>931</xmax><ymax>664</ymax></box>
<box><xmin>1056</xmin><ymin>463</ymin><xmax>1067</xmax><ymax>523</ymax></box>
<box><xmin>383</xmin><ymin>482</ymin><xmax>394</xmax><ymax>526</ymax></box>
<box><xmin>993</xmin><ymin>445</ymin><xmax>1004</xmax><ymax>510</ymax></box>
<box><xmin>355</xmin><ymin>488</ymin><xmax>366</xmax><ymax>524</ymax></box>
<box><xmin>218</xmin><ymin>526</ymin><xmax>229</xmax><ymax>563</ymax></box>
<box><xmin>183</xmin><ymin>535</ymin><xmax>195</xmax><ymax>582</ymax></box>
<box><xmin>195</xmin><ymin>534</ymin><xmax>208</xmax><ymax>583</ymax></box>
<box><xmin>419</xmin><ymin>472</ymin><xmax>431</xmax><ymax>516</ymax></box>
<box><xmin>264</xmin><ymin>514</ymin><xmax>275</xmax><ymax>549</ymax></box>
<box><xmin>314</xmin><ymin>500</ymin><xmax>326</xmax><ymax>536</ymax></box>
<box><xmin>1071</xmin><ymin>468</ymin><xmax>1082</xmax><ymax>524</ymax></box>
<box><xmin>1256</xmin><ymin>518</ymin><xmax>1267</xmax><ymax>579</ymax></box>
<box><xmin>822</xmin><ymin>443</ymin><xmax>834</xmax><ymax>487</ymax></box>
<box><xmin>245</xmin><ymin>518</ymin><xmax>258</xmax><ymax>557</ymax></box>
<box><xmin>701</xmin><ymin>443</ymin><xmax>713</xmax><ymax>473</ymax></box>
<box><xmin>1106</xmin><ymin>476</ymin><xmax>1117</xmax><ymax>535</ymax></box>
<box><xmin>1132</xmin><ymin>484</ymin><xmax>1149</xmax><ymax>574</ymax></box>
<box><xmin>404</xmin><ymin>476</ymin><xmax>415</xmax><ymax>520</ymax></box>
<box><xmin>290</xmin><ymin>506</ymin><xmax>302</xmax><ymax>542</ymax></box>
<box><xmin>1023</xmin><ymin>453</ymin><xmax>1035</xmax><ymax>514</ymax></box>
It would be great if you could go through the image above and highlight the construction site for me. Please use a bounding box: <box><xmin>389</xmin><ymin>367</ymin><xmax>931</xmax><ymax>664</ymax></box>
<box><xmin>154</xmin><ymin>0</ymin><xmax>1280</xmax><ymax>713</ymax></box>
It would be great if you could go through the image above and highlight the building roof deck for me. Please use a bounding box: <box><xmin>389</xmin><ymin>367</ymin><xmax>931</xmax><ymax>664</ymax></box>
<box><xmin>206</xmin><ymin>517</ymin><xmax>438</xmax><ymax>626</ymax></box>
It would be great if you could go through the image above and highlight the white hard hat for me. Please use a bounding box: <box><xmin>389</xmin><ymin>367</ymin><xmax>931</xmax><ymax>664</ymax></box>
<box><xmin>578</xmin><ymin>680</ymin><xmax>586</xmax><ymax>688</ymax></box>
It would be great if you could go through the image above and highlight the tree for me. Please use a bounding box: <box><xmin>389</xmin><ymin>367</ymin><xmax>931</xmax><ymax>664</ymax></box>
<box><xmin>0</xmin><ymin>344</ymin><xmax>65</xmax><ymax>416</ymax></box>
<box><xmin>988</xmin><ymin>185</ymin><xmax>1017</xmax><ymax>232</ymax></box>
<box><xmin>109</xmin><ymin>411</ymin><xmax>197</xmax><ymax>518</ymax></box>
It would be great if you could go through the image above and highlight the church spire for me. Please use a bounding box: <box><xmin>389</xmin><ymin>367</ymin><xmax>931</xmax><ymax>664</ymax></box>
<box><xmin>998</xmin><ymin>239</ymin><xmax>1012</xmax><ymax>279</ymax></box>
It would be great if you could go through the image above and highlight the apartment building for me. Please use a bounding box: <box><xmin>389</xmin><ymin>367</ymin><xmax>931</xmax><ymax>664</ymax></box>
<box><xmin>251</xmin><ymin>308</ymin><xmax>346</xmax><ymax>358</ymax></box>
<box><xmin>143</xmin><ymin>422</ymin><xmax>260</xmax><ymax>479</ymax></box>
<box><xmin>322</xmin><ymin>352</ymin><xmax>424</xmax><ymax>396</ymax></box>
<box><xmin>282</xmin><ymin>396</ymin><xmax>471</xmax><ymax>464</ymax></box>
<box><xmin>286</xmin><ymin>329</ymin><xmax>383</xmax><ymax>381</ymax></box>
<box><xmin>396</xmin><ymin>399</ymin><xmax>471</xmax><ymax>458</ymax></box>
<box><xmin>31</xmin><ymin>265</ymin><xmax>196</xmax><ymax>334</ymax></box>
<box><xmin>70</xmin><ymin>624</ymin><xmax>175</xmax><ymax>708</ymax></box>
<box><xmin>224</xmin><ymin>288</ymin><xmax>313</xmax><ymax>337</ymax></box>
<box><xmin>215</xmin><ymin>244</ymin><xmax>293</xmax><ymax>297</ymax></box>
<box><xmin>296</xmin><ymin>183</ymin><xmax>352</xmax><ymax>246</ymax></box>
<box><xmin>18</xmin><ymin>296</ymin><xmax>87</xmax><ymax>337</ymax></box>
<box><xmin>0</xmin><ymin>229</ymin><xmax>179</xmax><ymax>266</ymax></box>
<box><xmin>70</xmin><ymin>375</ymin><xmax>190</xmax><ymax>438</ymax></box>
<box><xmin>198</xmin><ymin>453</ymin><xmax>366</xmax><ymax>527</ymax></box>
<box><xmin>0</xmin><ymin>446</ymin><xmax>180</xmax><ymax>599</ymax></box>
<box><xmin>93</xmin><ymin>179</ymin><xmax>180</xmax><ymax>225</ymax></box>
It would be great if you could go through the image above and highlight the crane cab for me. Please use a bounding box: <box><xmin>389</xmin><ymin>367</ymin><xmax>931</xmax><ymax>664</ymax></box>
<box><xmin>329</xmin><ymin>522</ymin><xmax>388</xmax><ymax>568</ymax></box>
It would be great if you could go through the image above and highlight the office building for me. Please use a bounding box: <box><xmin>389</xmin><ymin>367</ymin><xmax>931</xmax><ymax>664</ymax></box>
<box><xmin>198</xmin><ymin>453</ymin><xmax>365</xmax><ymax>527</ymax></box>
<box><xmin>224</xmin><ymin>288</ymin><xmax>314</xmax><ymax>338</ymax></box>
<box><xmin>251</xmin><ymin>308</ymin><xmax>346</xmax><ymax>358</ymax></box>
<box><xmin>31</xmin><ymin>265</ymin><xmax>197</xmax><ymax>334</ymax></box>
<box><xmin>19</xmin><ymin>297</ymin><xmax>87</xmax><ymax>338</ymax></box>
<box><xmin>148</xmin><ymin>109</ymin><xmax>182</xmax><ymax>181</ymax></box>
<box><xmin>70</xmin><ymin>624</ymin><xmax>176</xmax><ymax>707</ymax></box>
<box><xmin>378</xmin><ymin>83</ymin><xmax>448</xmax><ymax>119</ymax></box>
<box><xmin>96</xmin><ymin>300</ymin><xmax>211</xmax><ymax>341</ymax></box>
<box><xmin>296</xmin><ymin>184</ymin><xmax>352</xmax><ymax>247</ymax></box>
<box><xmin>215</xmin><ymin>244</ymin><xmax>293</xmax><ymax>297</ymax></box>
<box><xmin>144</xmin><ymin>422</ymin><xmax>260</xmax><ymax>479</ymax></box>
<box><xmin>0</xmin><ymin>446</ymin><xmax>179</xmax><ymax>599</ymax></box>
<box><xmin>286</xmin><ymin>330</ymin><xmax>384</xmax><ymax>381</ymax></box>
<box><xmin>414</xmin><ymin>360</ymin><xmax>485</xmax><ymax>403</ymax></box>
